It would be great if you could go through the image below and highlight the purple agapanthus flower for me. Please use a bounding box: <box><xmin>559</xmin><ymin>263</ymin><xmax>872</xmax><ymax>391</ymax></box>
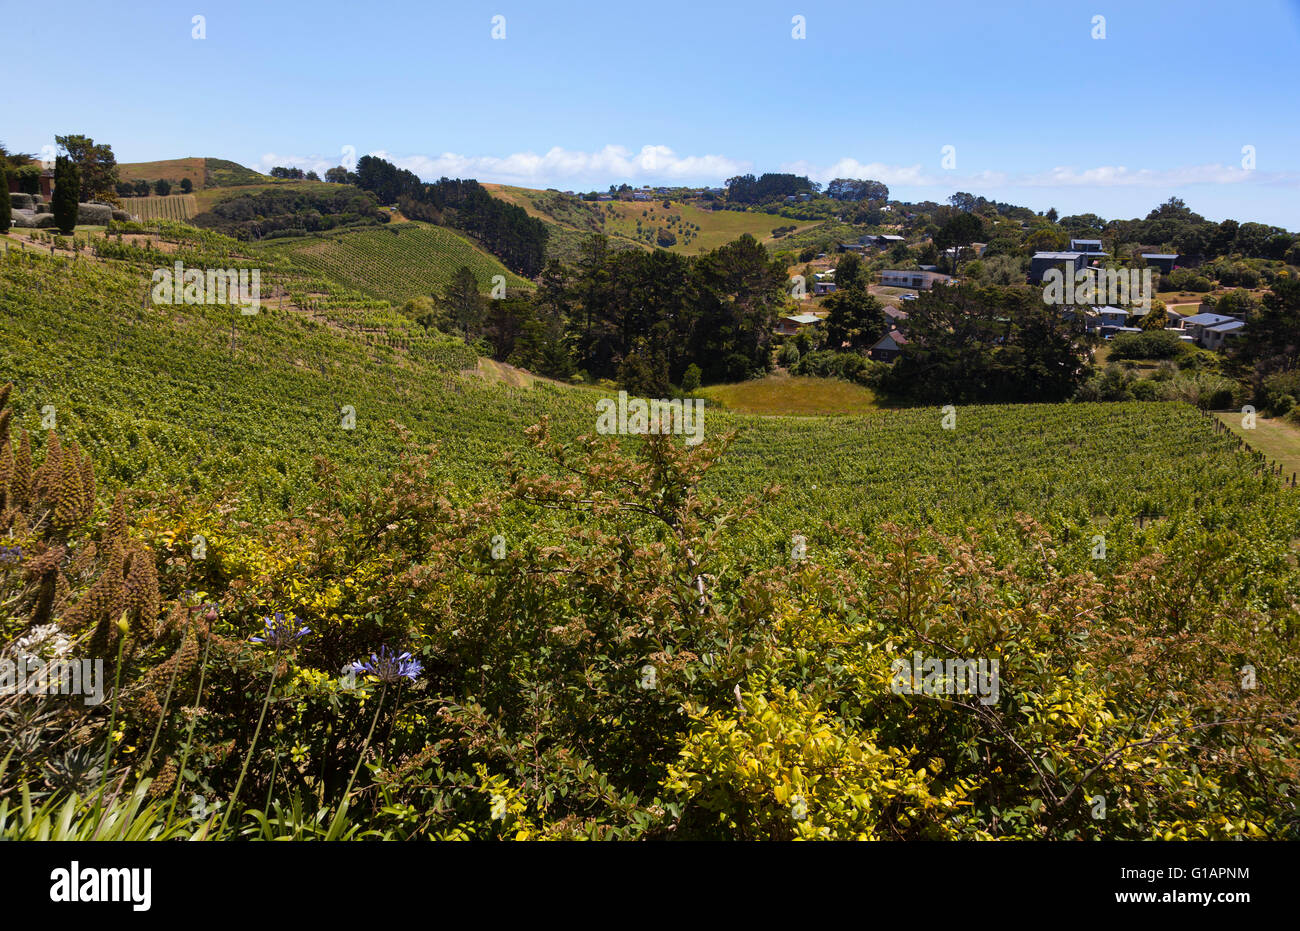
<box><xmin>349</xmin><ymin>645</ymin><xmax>423</xmax><ymax>683</ymax></box>
<box><xmin>0</xmin><ymin>545</ymin><xmax>22</xmax><ymax>565</ymax></box>
<box><xmin>249</xmin><ymin>612</ymin><xmax>311</xmax><ymax>649</ymax></box>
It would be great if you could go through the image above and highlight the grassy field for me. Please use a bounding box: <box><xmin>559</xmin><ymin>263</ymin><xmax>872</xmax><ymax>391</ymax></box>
<box><xmin>484</xmin><ymin>184</ymin><xmax>817</xmax><ymax>257</ymax></box>
<box><xmin>598</xmin><ymin>200</ymin><xmax>814</xmax><ymax>254</ymax></box>
<box><xmin>117</xmin><ymin>157</ymin><xmax>207</xmax><ymax>190</ymax></box>
<box><xmin>700</xmin><ymin>374</ymin><xmax>877</xmax><ymax>416</ymax></box>
<box><xmin>255</xmin><ymin>222</ymin><xmax>533</xmax><ymax>304</ymax></box>
<box><xmin>1215</xmin><ymin>410</ymin><xmax>1300</xmax><ymax>480</ymax></box>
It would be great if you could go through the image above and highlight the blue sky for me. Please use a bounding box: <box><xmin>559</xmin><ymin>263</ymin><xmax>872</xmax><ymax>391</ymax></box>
<box><xmin>4</xmin><ymin>0</ymin><xmax>1299</xmax><ymax>227</ymax></box>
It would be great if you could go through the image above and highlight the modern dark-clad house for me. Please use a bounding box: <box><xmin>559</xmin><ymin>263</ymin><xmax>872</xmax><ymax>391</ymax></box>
<box><xmin>1142</xmin><ymin>253</ymin><xmax>1179</xmax><ymax>274</ymax></box>
<box><xmin>1069</xmin><ymin>239</ymin><xmax>1107</xmax><ymax>255</ymax></box>
<box><xmin>1030</xmin><ymin>251</ymin><xmax>1088</xmax><ymax>283</ymax></box>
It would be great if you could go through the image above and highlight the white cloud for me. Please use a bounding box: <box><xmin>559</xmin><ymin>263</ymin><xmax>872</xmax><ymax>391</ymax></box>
<box><xmin>791</xmin><ymin>157</ymin><xmax>1299</xmax><ymax>190</ymax></box>
<box><xmin>361</xmin><ymin>145</ymin><xmax>749</xmax><ymax>187</ymax></box>
<box><xmin>255</xmin><ymin>147</ymin><xmax>1298</xmax><ymax>196</ymax></box>
<box><xmin>255</xmin><ymin>152</ymin><xmax>340</xmax><ymax>177</ymax></box>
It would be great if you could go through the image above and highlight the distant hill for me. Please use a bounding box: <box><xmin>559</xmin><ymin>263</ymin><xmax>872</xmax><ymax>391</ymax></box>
<box><xmin>484</xmin><ymin>183</ymin><xmax>820</xmax><ymax>262</ymax></box>
<box><xmin>117</xmin><ymin>157</ymin><xmax>268</xmax><ymax>191</ymax></box>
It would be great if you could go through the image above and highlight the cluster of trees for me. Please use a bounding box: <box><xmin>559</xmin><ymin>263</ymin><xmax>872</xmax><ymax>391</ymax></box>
<box><xmin>723</xmin><ymin>172</ymin><xmax>819</xmax><ymax>205</ymax></box>
<box><xmin>352</xmin><ymin>155</ymin><xmax>549</xmax><ymax>277</ymax></box>
<box><xmin>191</xmin><ymin>187</ymin><xmax>390</xmax><ymax>239</ymax></box>
<box><xmin>1106</xmin><ymin>198</ymin><xmax>1294</xmax><ymax>263</ymax></box>
<box><xmin>269</xmin><ymin>165</ymin><xmax>320</xmax><ymax>181</ymax></box>
<box><xmin>0</xmin><ymin>135</ymin><xmax>120</xmax><ymax>206</ymax></box>
<box><xmin>883</xmin><ymin>284</ymin><xmax>1090</xmax><ymax>404</ymax></box>
<box><xmin>55</xmin><ymin>134</ymin><xmax>118</xmax><ymax>203</ymax></box>
<box><xmin>825</xmin><ymin>178</ymin><xmax>889</xmax><ymax>202</ymax></box>
<box><xmin>408</xmin><ymin>234</ymin><xmax>787</xmax><ymax>392</ymax></box>
<box><xmin>115</xmin><ymin>178</ymin><xmax>192</xmax><ymax>197</ymax></box>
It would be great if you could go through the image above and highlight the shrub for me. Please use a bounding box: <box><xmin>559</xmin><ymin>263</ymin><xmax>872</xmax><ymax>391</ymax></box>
<box><xmin>1108</xmin><ymin>329</ymin><xmax>1188</xmax><ymax>361</ymax></box>
<box><xmin>76</xmin><ymin>203</ymin><xmax>114</xmax><ymax>226</ymax></box>
<box><xmin>1167</xmin><ymin>372</ymin><xmax>1239</xmax><ymax>409</ymax></box>
<box><xmin>680</xmin><ymin>363</ymin><xmax>702</xmax><ymax>393</ymax></box>
<box><xmin>1261</xmin><ymin>370</ymin><xmax>1300</xmax><ymax>415</ymax></box>
<box><xmin>0</xmin><ymin>178</ymin><xmax>9</xmax><ymax>234</ymax></box>
<box><xmin>793</xmin><ymin>350</ymin><xmax>886</xmax><ymax>387</ymax></box>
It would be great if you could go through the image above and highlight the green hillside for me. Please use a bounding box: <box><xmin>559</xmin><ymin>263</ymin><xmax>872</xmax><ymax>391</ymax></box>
<box><xmin>204</xmin><ymin>157</ymin><xmax>268</xmax><ymax>187</ymax></box>
<box><xmin>255</xmin><ymin>222</ymin><xmax>534</xmax><ymax>304</ymax></box>
<box><xmin>2</xmin><ymin>223</ymin><xmax>1297</xmax><ymax>843</ymax></box>
<box><xmin>117</xmin><ymin>157</ymin><xmax>268</xmax><ymax>191</ymax></box>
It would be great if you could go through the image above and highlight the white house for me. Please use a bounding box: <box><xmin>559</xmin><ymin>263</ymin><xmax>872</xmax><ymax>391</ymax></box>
<box><xmin>879</xmin><ymin>270</ymin><xmax>951</xmax><ymax>290</ymax></box>
<box><xmin>1199</xmin><ymin>319</ymin><xmax>1246</xmax><ymax>350</ymax></box>
<box><xmin>1181</xmin><ymin>312</ymin><xmax>1245</xmax><ymax>349</ymax></box>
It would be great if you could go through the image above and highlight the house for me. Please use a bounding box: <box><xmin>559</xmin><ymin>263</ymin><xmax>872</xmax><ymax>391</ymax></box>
<box><xmin>1200</xmin><ymin>320</ymin><xmax>1245</xmax><ymax>350</ymax></box>
<box><xmin>776</xmin><ymin>313</ymin><xmax>823</xmax><ymax>336</ymax></box>
<box><xmin>868</xmin><ymin>329</ymin><xmax>909</xmax><ymax>362</ymax></box>
<box><xmin>1093</xmin><ymin>306</ymin><xmax>1131</xmax><ymax>331</ymax></box>
<box><xmin>942</xmin><ymin>243</ymin><xmax>987</xmax><ymax>261</ymax></box>
<box><xmin>879</xmin><ymin>270</ymin><xmax>951</xmax><ymax>290</ymax></box>
<box><xmin>837</xmin><ymin>241</ymin><xmax>868</xmax><ymax>253</ymax></box>
<box><xmin>813</xmin><ymin>280</ymin><xmax>837</xmax><ymax>295</ymax></box>
<box><xmin>1069</xmin><ymin>239</ymin><xmax>1107</xmax><ymax>255</ymax></box>
<box><xmin>865</xmin><ymin>234</ymin><xmax>906</xmax><ymax>249</ymax></box>
<box><xmin>632</xmin><ymin>192</ymin><xmax>651</xmax><ymax>201</ymax></box>
<box><xmin>1181</xmin><ymin>312</ymin><xmax>1244</xmax><ymax>349</ymax></box>
<box><xmin>884</xmin><ymin>307</ymin><xmax>909</xmax><ymax>327</ymax></box>
<box><xmin>6</xmin><ymin>170</ymin><xmax>54</xmax><ymax>198</ymax></box>
<box><xmin>1142</xmin><ymin>253</ymin><xmax>1179</xmax><ymax>274</ymax></box>
<box><xmin>1030</xmin><ymin>251</ymin><xmax>1088</xmax><ymax>284</ymax></box>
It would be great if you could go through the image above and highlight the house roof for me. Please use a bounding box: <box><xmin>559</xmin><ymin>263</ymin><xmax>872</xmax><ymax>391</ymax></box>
<box><xmin>1093</xmin><ymin>305</ymin><xmax>1131</xmax><ymax>316</ymax></box>
<box><xmin>1070</xmin><ymin>239</ymin><xmax>1103</xmax><ymax>246</ymax></box>
<box><xmin>1206</xmin><ymin>320</ymin><xmax>1245</xmax><ymax>333</ymax></box>
<box><xmin>1182</xmin><ymin>313</ymin><xmax>1238</xmax><ymax>326</ymax></box>
<box><xmin>872</xmin><ymin>329</ymin><xmax>909</xmax><ymax>350</ymax></box>
<box><xmin>1142</xmin><ymin>253</ymin><xmax>1179</xmax><ymax>259</ymax></box>
<box><xmin>1033</xmin><ymin>251</ymin><xmax>1086</xmax><ymax>260</ymax></box>
<box><xmin>782</xmin><ymin>313</ymin><xmax>822</xmax><ymax>325</ymax></box>
<box><xmin>880</xmin><ymin>269</ymin><xmax>950</xmax><ymax>280</ymax></box>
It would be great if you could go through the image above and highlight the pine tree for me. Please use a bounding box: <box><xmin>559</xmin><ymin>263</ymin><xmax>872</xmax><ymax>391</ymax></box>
<box><xmin>52</xmin><ymin>155</ymin><xmax>80</xmax><ymax>235</ymax></box>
